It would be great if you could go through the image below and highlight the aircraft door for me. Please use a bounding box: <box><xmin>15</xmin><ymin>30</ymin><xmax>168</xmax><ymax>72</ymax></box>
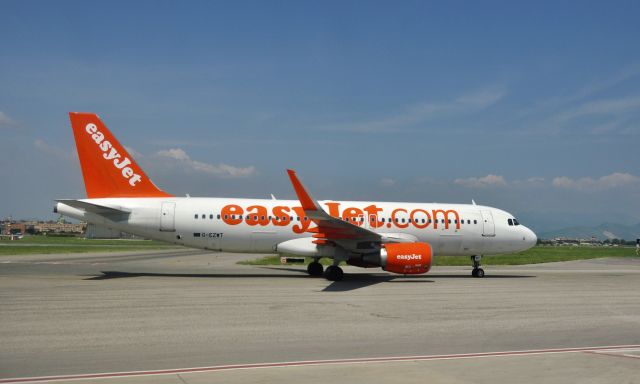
<box><xmin>160</xmin><ymin>202</ymin><xmax>176</xmax><ymax>232</ymax></box>
<box><xmin>480</xmin><ymin>210</ymin><xmax>495</xmax><ymax>237</ymax></box>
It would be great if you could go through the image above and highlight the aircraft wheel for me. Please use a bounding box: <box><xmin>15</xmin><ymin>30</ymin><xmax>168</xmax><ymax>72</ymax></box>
<box><xmin>325</xmin><ymin>265</ymin><xmax>344</xmax><ymax>281</ymax></box>
<box><xmin>473</xmin><ymin>268</ymin><xmax>485</xmax><ymax>278</ymax></box>
<box><xmin>307</xmin><ymin>261</ymin><xmax>324</xmax><ymax>277</ymax></box>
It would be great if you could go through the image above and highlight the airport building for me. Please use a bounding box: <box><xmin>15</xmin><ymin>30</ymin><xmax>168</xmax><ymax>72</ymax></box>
<box><xmin>1</xmin><ymin>218</ymin><xmax>86</xmax><ymax>235</ymax></box>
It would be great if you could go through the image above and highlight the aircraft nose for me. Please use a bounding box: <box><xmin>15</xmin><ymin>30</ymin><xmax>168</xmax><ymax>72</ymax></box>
<box><xmin>524</xmin><ymin>226</ymin><xmax>537</xmax><ymax>248</ymax></box>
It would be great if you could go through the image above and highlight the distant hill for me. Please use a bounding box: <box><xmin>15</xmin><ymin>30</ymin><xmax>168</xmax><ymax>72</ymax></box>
<box><xmin>539</xmin><ymin>222</ymin><xmax>640</xmax><ymax>241</ymax></box>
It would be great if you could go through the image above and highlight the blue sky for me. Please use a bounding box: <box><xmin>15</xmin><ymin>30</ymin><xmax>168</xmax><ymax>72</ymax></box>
<box><xmin>1</xmin><ymin>0</ymin><xmax>639</xmax><ymax>231</ymax></box>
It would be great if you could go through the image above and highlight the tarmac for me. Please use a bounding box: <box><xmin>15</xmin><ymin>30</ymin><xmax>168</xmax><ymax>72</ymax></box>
<box><xmin>1</xmin><ymin>249</ymin><xmax>639</xmax><ymax>383</ymax></box>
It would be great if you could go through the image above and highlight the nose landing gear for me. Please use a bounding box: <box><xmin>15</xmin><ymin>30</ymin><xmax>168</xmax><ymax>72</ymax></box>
<box><xmin>471</xmin><ymin>255</ymin><xmax>485</xmax><ymax>278</ymax></box>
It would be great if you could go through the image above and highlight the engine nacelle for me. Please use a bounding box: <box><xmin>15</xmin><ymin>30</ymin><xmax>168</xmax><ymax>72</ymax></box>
<box><xmin>356</xmin><ymin>242</ymin><xmax>433</xmax><ymax>275</ymax></box>
<box><xmin>382</xmin><ymin>242</ymin><xmax>433</xmax><ymax>274</ymax></box>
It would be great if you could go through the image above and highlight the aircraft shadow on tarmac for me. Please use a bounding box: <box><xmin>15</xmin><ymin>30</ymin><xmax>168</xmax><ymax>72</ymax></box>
<box><xmin>85</xmin><ymin>268</ymin><xmax>534</xmax><ymax>292</ymax></box>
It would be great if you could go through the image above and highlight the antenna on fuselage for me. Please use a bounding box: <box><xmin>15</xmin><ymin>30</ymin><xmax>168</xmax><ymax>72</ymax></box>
<box><xmin>270</xmin><ymin>194</ymin><xmax>276</xmax><ymax>200</ymax></box>
<box><xmin>472</xmin><ymin>199</ymin><xmax>476</xmax><ymax>205</ymax></box>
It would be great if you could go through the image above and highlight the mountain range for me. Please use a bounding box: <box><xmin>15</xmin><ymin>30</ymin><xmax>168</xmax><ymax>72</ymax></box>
<box><xmin>538</xmin><ymin>222</ymin><xmax>640</xmax><ymax>241</ymax></box>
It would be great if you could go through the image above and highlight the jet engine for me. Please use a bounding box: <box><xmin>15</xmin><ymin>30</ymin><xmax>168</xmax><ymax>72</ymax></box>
<box><xmin>350</xmin><ymin>242</ymin><xmax>433</xmax><ymax>275</ymax></box>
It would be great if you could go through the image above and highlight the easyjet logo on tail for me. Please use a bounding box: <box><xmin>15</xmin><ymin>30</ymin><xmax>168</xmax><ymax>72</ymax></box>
<box><xmin>85</xmin><ymin>123</ymin><xmax>142</xmax><ymax>187</ymax></box>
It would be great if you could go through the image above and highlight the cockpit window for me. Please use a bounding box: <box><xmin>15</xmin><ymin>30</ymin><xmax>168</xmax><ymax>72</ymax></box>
<box><xmin>513</xmin><ymin>218</ymin><xmax>520</xmax><ymax>226</ymax></box>
<box><xmin>508</xmin><ymin>219</ymin><xmax>513</xmax><ymax>226</ymax></box>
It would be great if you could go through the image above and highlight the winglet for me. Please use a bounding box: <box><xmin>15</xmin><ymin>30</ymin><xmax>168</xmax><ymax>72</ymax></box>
<box><xmin>286</xmin><ymin>169</ymin><xmax>318</xmax><ymax>211</ymax></box>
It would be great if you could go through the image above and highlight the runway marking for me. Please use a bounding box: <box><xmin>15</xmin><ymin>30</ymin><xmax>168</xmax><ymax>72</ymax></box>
<box><xmin>2</xmin><ymin>344</ymin><xmax>639</xmax><ymax>383</ymax></box>
<box><xmin>585</xmin><ymin>348</ymin><xmax>640</xmax><ymax>360</ymax></box>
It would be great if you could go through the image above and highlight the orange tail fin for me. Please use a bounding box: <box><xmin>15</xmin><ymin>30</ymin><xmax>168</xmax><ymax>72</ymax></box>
<box><xmin>69</xmin><ymin>112</ymin><xmax>172</xmax><ymax>198</ymax></box>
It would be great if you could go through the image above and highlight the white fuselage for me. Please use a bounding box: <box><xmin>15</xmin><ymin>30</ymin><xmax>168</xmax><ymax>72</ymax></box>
<box><xmin>56</xmin><ymin>197</ymin><xmax>537</xmax><ymax>257</ymax></box>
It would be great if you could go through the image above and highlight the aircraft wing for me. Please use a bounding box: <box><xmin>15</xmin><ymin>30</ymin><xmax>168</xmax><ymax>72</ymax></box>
<box><xmin>286</xmin><ymin>170</ymin><xmax>381</xmax><ymax>247</ymax></box>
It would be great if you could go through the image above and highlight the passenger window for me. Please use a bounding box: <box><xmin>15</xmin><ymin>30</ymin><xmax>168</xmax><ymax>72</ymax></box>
<box><xmin>217</xmin><ymin>214</ymin><xmax>221</xmax><ymax>219</ymax></box>
<box><xmin>224</xmin><ymin>215</ymin><xmax>228</xmax><ymax>219</ymax></box>
<box><xmin>261</xmin><ymin>216</ymin><xmax>265</xmax><ymax>220</ymax></box>
<box><xmin>474</xmin><ymin>220</ymin><xmax>477</xmax><ymax>224</ymax></box>
<box><xmin>254</xmin><ymin>215</ymin><xmax>258</xmax><ymax>220</ymax></box>
<box><xmin>231</xmin><ymin>215</ymin><xmax>235</xmax><ymax>220</ymax></box>
<box><xmin>194</xmin><ymin>214</ymin><xmax>198</xmax><ymax>219</ymax></box>
<box><xmin>381</xmin><ymin>218</ymin><xmax>385</xmax><ymax>223</ymax></box>
<box><xmin>201</xmin><ymin>214</ymin><xmax>205</xmax><ymax>219</ymax></box>
<box><xmin>467</xmin><ymin>220</ymin><xmax>470</xmax><ymax>224</ymax></box>
<box><xmin>210</xmin><ymin>214</ymin><xmax>214</xmax><ymax>219</ymax></box>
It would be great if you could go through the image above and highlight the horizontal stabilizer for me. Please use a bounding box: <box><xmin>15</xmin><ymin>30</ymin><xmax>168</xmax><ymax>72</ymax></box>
<box><xmin>56</xmin><ymin>200</ymin><xmax>131</xmax><ymax>215</ymax></box>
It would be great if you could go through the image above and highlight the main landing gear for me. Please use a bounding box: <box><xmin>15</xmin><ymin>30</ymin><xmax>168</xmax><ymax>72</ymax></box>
<box><xmin>307</xmin><ymin>259</ymin><xmax>344</xmax><ymax>281</ymax></box>
<box><xmin>471</xmin><ymin>255</ymin><xmax>485</xmax><ymax>278</ymax></box>
<box><xmin>324</xmin><ymin>265</ymin><xmax>344</xmax><ymax>281</ymax></box>
<box><xmin>307</xmin><ymin>259</ymin><xmax>324</xmax><ymax>277</ymax></box>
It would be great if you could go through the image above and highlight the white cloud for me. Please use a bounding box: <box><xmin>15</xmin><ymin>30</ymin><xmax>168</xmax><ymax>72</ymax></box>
<box><xmin>454</xmin><ymin>174</ymin><xmax>507</xmax><ymax>188</ymax></box>
<box><xmin>0</xmin><ymin>111</ymin><xmax>19</xmax><ymax>129</ymax></box>
<box><xmin>33</xmin><ymin>139</ymin><xmax>73</xmax><ymax>160</ymax></box>
<box><xmin>155</xmin><ymin>148</ymin><xmax>255</xmax><ymax>178</ymax></box>
<box><xmin>554</xmin><ymin>96</ymin><xmax>640</xmax><ymax>124</ymax></box>
<box><xmin>508</xmin><ymin>66</ymin><xmax>640</xmax><ymax>136</ymax></box>
<box><xmin>157</xmin><ymin>148</ymin><xmax>190</xmax><ymax>161</ymax></box>
<box><xmin>552</xmin><ymin>172</ymin><xmax>640</xmax><ymax>190</ymax></box>
<box><xmin>321</xmin><ymin>87</ymin><xmax>506</xmax><ymax>133</ymax></box>
<box><xmin>540</xmin><ymin>66</ymin><xmax>640</xmax><ymax>107</ymax></box>
<box><xmin>379</xmin><ymin>178</ymin><xmax>396</xmax><ymax>187</ymax></box>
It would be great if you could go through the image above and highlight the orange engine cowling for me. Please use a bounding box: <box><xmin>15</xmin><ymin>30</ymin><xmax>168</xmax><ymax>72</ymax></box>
<box><xmin>381</xmin><ymin>242</ymin><xmax>433</xmax><ymax>275</ymax></box>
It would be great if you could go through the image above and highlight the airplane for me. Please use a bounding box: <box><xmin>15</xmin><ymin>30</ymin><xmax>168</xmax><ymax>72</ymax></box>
<box><xmin>55</xmin><ymin>112</ymin><xmax>537</xmax><ymax>281</ymax></box>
